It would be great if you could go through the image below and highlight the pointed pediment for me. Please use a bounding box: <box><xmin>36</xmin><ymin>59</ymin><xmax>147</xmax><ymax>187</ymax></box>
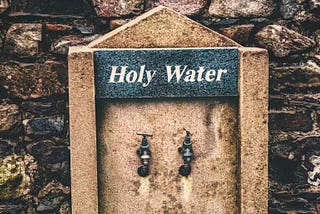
<box><xmin>88</xmin><ymin>6</ymin><xmax>241</xmax><ymax>49</ymax></box>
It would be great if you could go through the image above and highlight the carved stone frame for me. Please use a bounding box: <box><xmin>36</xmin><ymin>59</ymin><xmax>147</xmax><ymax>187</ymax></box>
<box><xmin>68</xmin><ymin>6</ymin><xmax>268</xmax><ymax>214</ymax></box>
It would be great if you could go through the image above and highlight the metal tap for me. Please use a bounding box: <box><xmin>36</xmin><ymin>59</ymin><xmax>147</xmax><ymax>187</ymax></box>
<box><xmin>178</xmin><ymin>129</ymin><xmax>194</xmax><ymax>176</ymax></box>
<box><xmin>136</xmin><ymin>132</ymin><xmax>152</xmax><ymax>177</ymax></box>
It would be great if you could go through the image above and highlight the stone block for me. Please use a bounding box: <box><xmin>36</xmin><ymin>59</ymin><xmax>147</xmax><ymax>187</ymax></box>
<box><xmin>269</xmin><ymin>112</ymin><xmax>313</xmax><ymax>132</ymax></box>
<box><xmin>0</xmin><ymin>61</ymin><xmax>67</xmax><ymax>99</ymax></box>
<box><xmin>270</xmin><ymin>61</ymin><xmax>320</xmax><ymax>94</ymax></box>
<box><xmin>0</xmin><ymin>155</ymin><xmax>37</xmax><ymax>200</ymax></box>
<box><xmin>51</xmin><ymin>34</ymin><xmax>101</xmax><ymax>55</ymax></box>
<box><xmin>148</xmin><ymin>0</ymin><xmax>207</xmax><ymax>16</ymax></box>
<box><xmin>10</xmin><ymin>0</ymin><xmax>89</xmax><ymax>16</ymax></box>
<box><xmin>209</xmin><ymin>0</ymin><xmax>275</xmax><ymax>18</ymax></box>
<box><xmin>0</xmin><ymin>103</ymin><xmax>20</xmax><ymax>134</ymax></box>
<box><xmin>0</xmin><ymin>0</ymin><xmax>9</xmax><ymax>14</ymax></box>
<box><xmin>23</xmin><ymin>116</ymin><xmax>65</xmax><ymax>137</ymax></box>
<box><xmin>4</xmin><ymin>23</ymin><xmax>42</xmax><ymax>58</ymax></box>
<box><xmin>91</xmin><ymin>0</ymin><xmax>145</xmax><ymax>17</ymax></box>
<box><xmin>219</xmin><ymin>24</ymin><xmax>254</xmax><ymax>45</ymax></box>
<box><xmin>255</xmin><ymin>25</ymin><xmax>316</xmax><ymax>57</ymax></box>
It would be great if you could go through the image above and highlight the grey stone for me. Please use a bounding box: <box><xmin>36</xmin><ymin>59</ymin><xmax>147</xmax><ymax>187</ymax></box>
<box><xmin>46</xmin><ymin>23</ymin><xmax>73</xmax><ymax>33</ymax></box>
<box><xmin>0</xmin><ymin>103</ymin><xmax>20</xmax><ymax>134</ymax></box>
<box><xmin>4</xmin><ymin>23</ymin><xmax>42</xmax><ymax>58</ymax></box>
<box><xmin>280</xmin><ymin>0</ymin><xmax>299</xmax><ymax>19</ymax></box>
<box><xmin>0</xmin><ymin>204</ymin><xmax>25</xmax><ymax>214</ymax></box>
<box><xmin>149</xmin><ymin>0</ymin><xmax>207</xmax><ymax>16</ymax></box>
<box><xmin>250</xmin><ymin>18</ymin><xmax>270</xmax><ymax>23</ymax></box>
<box><xmin>51</xmin><ymin>34</ymin><xmax>100</xmax><ymax>55</ymax></box>
<box><xmin>255</xmin><ymin>25</ymin><xmax>316</xmax><ymax>57</ymax></box>
<box><xmin>270</xmin><ymin>142</ymin><xmax>294</xmax><ymax>160</ymax></box>
<box><xmin>23</xmin><ymin>116</ymin><xmax>65</xmax><ymax>137</ymax></box>
<box><xmin>72</xmin><ymin>20</ymin><xmax>95</xmax><ymax>35</ymax></box>
<box><xmin>0</xmin><ymin>61</ymin><xmax>67</xmax><ymax>99</ymax></box>
<box><xmin>91</xmin><ymin>0</ymin><xmax>145</xmax><ymax>17</ymax></box>
<box><xmin>213</xmin><ymin>19</ymin><xmax>240</xmax><ymax>26</ymax></box>
<box><xmin>209</xmin><ymin>0</ymin><xmax>275</xmax><ymax>18</ymax></box>
<box><xmin>37</xmin><ymin>200</ymin><xmax>57</xmax><ymax>212</ymax></box>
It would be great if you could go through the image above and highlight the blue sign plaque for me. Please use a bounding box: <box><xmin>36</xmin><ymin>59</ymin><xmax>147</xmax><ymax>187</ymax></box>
<box><xmin>94</xmin><ymin>48</ymin><xmax>238</xmax><ymax>98</ymax></box>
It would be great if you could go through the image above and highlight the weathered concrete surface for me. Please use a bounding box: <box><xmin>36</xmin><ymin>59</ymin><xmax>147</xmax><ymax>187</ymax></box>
<box><xmin>68</xmin><ymin>47</ymin><xmax>98</xmax><ymax>214</ymax></box>
<box><xmin>239</xmin><ymin>47</ymin><xmax>269</xmax><ymax>214</ymax></box>
<box><xmin>97</xmin><ymin>98</ymin><xmax>238</xmax><ymax>214</ymax></box>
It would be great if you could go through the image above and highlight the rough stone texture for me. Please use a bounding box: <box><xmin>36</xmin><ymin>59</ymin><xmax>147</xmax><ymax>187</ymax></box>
<box><xmin>21</xmin><ymin>99</ymin><xmax>67</xmax><ymax>116</ymax></box>
<box><xmin>98</xmin><ymin>99</ymin><xmax>238</xmax><ymax>213</ymax></box>
<box><xmin>255</xmin><ymin>25</ymin><xmax>316</xmax><ymax>57</ymax></box>
<box><xmin>72</xmin><ymin>20</ymin><xmax>95</xmax><ymax>35</ymax></box>
<box><xmin>280</xmin><ymin>0</ymin><xmax>299</xmax><ymax>19</ymax></box>
<box><xmin>0</xmin><ymin>0</ymin><xmax>9</xmax><ymax>14</ymax></box>
<box><xmin>10</xmin><ymin>0</ymin><xmax>89</xmax><ymax>16</ymax></box>
<box><xmin>269</xmin><ymin>112</ymin><xmax>313</xmax><ymax>132</ymax></box>
<box><xmin>0</xmin><ymin>155</ymin><xmax>37</xmax><ymax>200</ymax></box>
<box><xmin>27</xmin><ymin>140</ymin><xmax>70</xmax><ymax>184</ymax></box>
<box><xmin>0</xmin><ymin>103</ymin><xmax>20</xmax><ymax>134</ymax></box>
<box><xmin>4</xmin><ymin>23</ymin><xmax>42</xmax><ymax>58</ymax></box>
<box><xmin>46</xmin><ymin>23</ymin><xmax>73</xmax><ymax>33</ymax></box>
<box><xmin>0</xmin><ymin>140</ymin><xmax>14</xmax><ymax>158</ymax></box>
<box><xmin>219</xmin><ymin>24</ymin><xmax>255</xmax><ymax>45</ymax></box>
<box><xmin>109</xmin><ymin>19</ymin><xmax>131</xmax><ymax>30</ymax></box>
<box><xmin>270</xmin><ymin>61</ymin><xmax>320</xmax><ymax>94</ymax></box>
<box><xmin>0</xmin><ymin>61</ymin><xmax>67</xmax><ymax>99</ymax></box>
<box><xmin>238</xmin><ymin>48</ymin><xmax>269</xmax><ymax>213</ymax></box>
<box><xmin>89</xmin><ymin>6</ymin><xmax>240</xmax><ymax>48</ymax></box>
<box><xmin>51</xmin><ymin>34</ymin><xmax>101</xmax><ymax>55</ymax></box>
<box><xmin>23</xmin><ymin>116</ymin><xmax>65</xmax><ymax>137</ymax></box>
<box><xmin>68</xmin><ymin>48</ymin><xmax>98</xmax><ymax>214</ymax></box>
<box><xmin>310</xmin><ymin>0</ymin><xmax>320</xmax><ymax>10</ymax></box>
<box><xmin>209</xmin><ymin>0</ymin><xmax>275</xmax><ymax>18</ymax></box>
<box><xmin>91</xmin><ymin>0</ymin><xmax>145</xmax><ymax>17</ymax></box>
<box><xmin>148</xmin><ymin>0</ymin><xmax>207</xmax><ymax>16</ymax></box>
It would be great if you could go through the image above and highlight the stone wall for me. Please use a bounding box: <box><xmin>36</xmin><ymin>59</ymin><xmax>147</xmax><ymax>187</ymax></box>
<box><xmin>0</xmin><ymin>0</ymin><xmax>319</xmax><ymax>213</ymax></box>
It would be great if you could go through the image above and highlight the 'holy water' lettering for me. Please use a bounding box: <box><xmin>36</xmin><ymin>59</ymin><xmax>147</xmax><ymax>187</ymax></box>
<box><xmin>108</xmin><ymin>65</ymin><xmax>228</xmax><ymax>87</ymax></box>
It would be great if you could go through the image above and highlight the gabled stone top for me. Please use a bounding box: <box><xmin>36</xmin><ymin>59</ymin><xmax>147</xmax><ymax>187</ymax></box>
<box><xmin>88</xmin><ymin>6</ymin><xmax>241</xmax><ymax>49</ymax></box>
